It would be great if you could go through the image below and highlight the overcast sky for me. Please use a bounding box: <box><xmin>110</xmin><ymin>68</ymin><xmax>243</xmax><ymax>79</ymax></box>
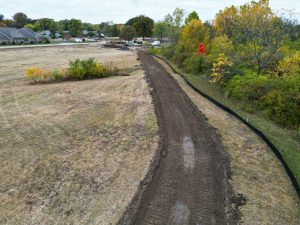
<box><xmin>1</xmin><ymin>0</ymin><xmax>299</xmax><ymax>23</ymax></box>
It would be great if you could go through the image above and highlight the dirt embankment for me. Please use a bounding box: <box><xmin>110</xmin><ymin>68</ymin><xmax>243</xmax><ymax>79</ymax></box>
<box><xmin>119</xmin><ymin>51</ymin><xmax>237</xmax><ymax>225</ymax></box>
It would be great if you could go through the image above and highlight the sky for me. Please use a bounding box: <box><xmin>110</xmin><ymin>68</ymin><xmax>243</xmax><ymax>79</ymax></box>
<box><xmin>1</xmin><ymin>0</ymin><xmax>299</xmax><ymax>24</ymax></box>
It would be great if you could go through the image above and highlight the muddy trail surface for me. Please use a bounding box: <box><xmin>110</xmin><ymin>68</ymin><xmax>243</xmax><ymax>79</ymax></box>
<box><xmin>118</xmin><ymin>51</ymin><xmax>236</xmax><ymax>225</ymax></box>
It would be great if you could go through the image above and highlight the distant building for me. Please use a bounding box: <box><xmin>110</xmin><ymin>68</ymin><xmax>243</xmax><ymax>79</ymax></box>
<box><xmin>37</xmin><ymin>30</ymin><xmax>61</xmax><ymax>39</ymax></box>
<box><xmin>0</xmin><ymin>28</ymin><xmax>41</xmax><ymax>44</ymax></box>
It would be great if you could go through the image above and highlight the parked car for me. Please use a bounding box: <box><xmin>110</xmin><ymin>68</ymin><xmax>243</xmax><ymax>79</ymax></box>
<box><xmin>131</xmin><ymin>39</ymin><xmax>142</xmax><ymax>47</ymax></box>
<box><xmin>151</xmin><ymin>40</ymin><xmax>161</xmax><ymax>46</ymax></box>
<box><xmin>75</xmin><ymin>38</ymin><xmax>85</xmax><ymax>43</ymax></box>
<box><xmin>124</xmin><ymin>41</ymin><xmax>132</xmax><ymax>47</ymax></box>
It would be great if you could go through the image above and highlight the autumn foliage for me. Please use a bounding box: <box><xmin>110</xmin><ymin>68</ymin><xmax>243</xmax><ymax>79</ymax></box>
<box><xmin>151</xmin><ymin>0</ymin><xmax>300</xmax><ymax>129</ymax></box>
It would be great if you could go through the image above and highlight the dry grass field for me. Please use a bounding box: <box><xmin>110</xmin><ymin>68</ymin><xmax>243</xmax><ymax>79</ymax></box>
<box><xmin>0</xmin><ymin>45</ymin><xmax>158</xmax><ymax>225</ymax></box>
<box><xmin>156</xmin><ymin>58</ymin><xmax>300</xmax><ymax>225</ymax></box>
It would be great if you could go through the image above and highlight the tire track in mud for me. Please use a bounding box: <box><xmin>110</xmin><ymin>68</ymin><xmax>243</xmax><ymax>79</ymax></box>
<box><xmin>118</xmin><ymin>51</ymin><xmax>237</xmax><ymax>225</ymax></box>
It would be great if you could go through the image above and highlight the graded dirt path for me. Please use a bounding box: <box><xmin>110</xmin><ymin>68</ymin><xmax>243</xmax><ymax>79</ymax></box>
<box><xmin>120</xmin><ymin>51</ymin><xmax>235</xmax><ymax>225</ymax></box>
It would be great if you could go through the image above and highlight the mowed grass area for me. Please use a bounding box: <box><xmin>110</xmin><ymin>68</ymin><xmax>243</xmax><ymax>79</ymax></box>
<box><xmin>184</xmin><ymin>73</ymin><xmax>300</xmax><ymax>187</ymax></box>
<box><xmin>0</xmin><ymin>46</ymin><xmax>158</xmax><ymax>225</ymax></box>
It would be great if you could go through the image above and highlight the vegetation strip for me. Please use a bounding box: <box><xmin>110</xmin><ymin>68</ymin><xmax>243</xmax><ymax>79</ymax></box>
<box><xmin>26</xmin><ymin>58</ymin><xmax>119</xmax><ymax>83</ymax></box>
<box><xmin>152</xmin><ymin>53</ymin><xmax>300</xmax><ymax>199</ymax></box>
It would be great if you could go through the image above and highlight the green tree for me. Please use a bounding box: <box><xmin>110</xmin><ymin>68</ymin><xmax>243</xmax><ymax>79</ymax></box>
<box><xmin>120</xmin><ymin>25</ymin><xmax>137</xmax><ymax>41</ymax></box>
<box><xmin>214</xmin><ymin>5</ymin><xmax>238</xmax><ymax>39</ymax></box>
<box><xmin>24</xmin><ymin>23</ymin><xmax>38</xmax><ymax>31</ymax></box>
<box><xmin>282</xmin><ymin>19</ymin><xmax>300</xmax><ymax>42</ymax></box>
<box><xmin>100</xmin><ymin>21</ymin><xmax>119</xmax><ymax>37</ymax></box>
<box><xmin>185</xmin><ymin>11</ymin><xmax>199</xmax><ymax>24</ymax></box>
<box><xmin>69</xmin><ymin>19</ymin><xmax>83</xmax><ymax>37</ymax></box>
<box><xmin>126</xmin><ymin>15</ymin><xmax>154</xmax><ymax>40</ymax></box>
<box><xmin>3</xmin><ymin>19</ymin><xmax>14</xmax><ymax>27</ymax></box>
<box><xmin>164</xmin><ymin>8</ymin><xmax>185</xmax><ymax>43</ymax></box>
<box><xmin>214</xmin><ymin>0</ymin><xmax>287</xmax><ymax>74</ymax></box>
<box><xmin>0</xmin><ymin>14</ymin><xmax>5</xmax><ymax>27</ymax></box>
<box><xmin>111</xmin><ymin>24</ymin><xmax>120</xmax><ymax>37</ymax></box>
<box><xmin>13</xmin><ymin>12</ymin><xmax>29</xmax><ymax>28</ymax></box>
<box><xmin>237</xmin><ymin>0</ymin><xmax>286</xmax><ymax>74</ymax></box>
<box><xmin>82</xmin><ymin>23</ymin><xmax>98</xmax><ymax>32</ymax></box>
<box><xmin>34</xmin><ymin>18</ymin><xmax>57</xmax><ymax>37</ymax></box>
<box><xmin>153</xmin><ymin>21</ymin><xmax>169</xmax><ymax>40</ymax></box>
<box><xmin>57</xmin><ymin>19</ymin><xmax>70</xmax><ymax>33</ymax></box>
<box><xmin>36</xmin><ymin>18</ymin><xmax>55</xmax><ymax>31</ymax></box>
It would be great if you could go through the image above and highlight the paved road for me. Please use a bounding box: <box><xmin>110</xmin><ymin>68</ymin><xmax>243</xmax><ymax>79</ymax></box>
<box><xmin>119</xmin><ymin>51</ymin><xmax>235</xmax><ymax>225</ymax></box>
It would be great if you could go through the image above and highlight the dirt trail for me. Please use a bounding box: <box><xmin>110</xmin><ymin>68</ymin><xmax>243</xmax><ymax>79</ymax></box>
<box><xmin>119</xmin><ymin>51</ymin><xmax>236</xmax><ymax>225</ymax></box>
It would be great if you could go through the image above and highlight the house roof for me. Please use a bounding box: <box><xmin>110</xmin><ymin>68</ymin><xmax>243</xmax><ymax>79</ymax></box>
<box><xmin>0</xmin><ymin>32</ymin><xmax>10</xmax><ymax>41</ymax></box>
<box><xmin>0</xmin><ymin>28</ymin><xmax>39</xmax><ymax>41</ymax></box>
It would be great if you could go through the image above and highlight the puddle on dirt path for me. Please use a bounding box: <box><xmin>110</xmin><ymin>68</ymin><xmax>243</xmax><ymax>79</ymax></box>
<box><xmin>183</xmin><ymin>136</ymin><xmax>195</xmax><ymax>173</ymax></box>
<box><xmin>168</xmin><ymin>201</ymin><xmax>190</xmax><ymax>225</ymax></box>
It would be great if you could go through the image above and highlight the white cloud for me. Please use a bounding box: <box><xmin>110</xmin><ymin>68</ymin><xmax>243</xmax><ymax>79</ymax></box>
<box><xmin>0</xmin><ymin>0</ymin><xmax>299</xmax><ymax>23</ymax></box>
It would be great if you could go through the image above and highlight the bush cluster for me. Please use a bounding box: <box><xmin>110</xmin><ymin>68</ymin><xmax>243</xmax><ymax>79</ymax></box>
<box><xmin>149</xmin><ymin>45</ymin><xmax>176</xmax><ymax>60</ymax></box>
<box><xmin>225</xmin><ymin>74</ymin><xmax>300</xmax><ymax>128</ymax></box>
<box><xmin>26</xmin><ymin>58</ymin><xmax>118</xmax><ymax>83</ymax></box>
<box><xmin>183</xmin><ymin>54</ymin><xmax>207</xmax><ymax>74</ymax></box>
<box><xmin>26</xmin><ymin>68</ymin><xmax>48</xmax><ymax>82</ymax></box>
<box><xmin>272</xmin><ymin>53</ymin><xmax>300</xmax><ymax>79</ymax></box>
<box><xmin>68</xmin><ymin>58</ymin><xmax>117</xmax><ymax>79</ymax></box>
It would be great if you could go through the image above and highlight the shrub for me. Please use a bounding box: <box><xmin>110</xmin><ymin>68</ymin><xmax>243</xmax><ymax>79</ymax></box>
<box><xmin>183</xmin><ymin>54</ymin><xmax>207</xmax><ymax>74</ymax></box>
<box><xmin>211</xmin><ymin>53</ymin><xmax>233</xmax><ymax>84</ymax></box>
<box><xmin>68</xmin><ymin>58</ymin><xmax>117</xmax><ymax>79</ymax></box>
<box><xmin>149</xmin><ymin>45</ymin><xmax>176</xmax><ymax>60</ymax></box>
<box><xmin>102</xmin><ymin>62</ymin><xmax>119</xmax><ymax>77</ymax></box>
<box><xmin>26</xmin><ymin>68</ymin><xmax>46</xmax><ymax>82</ymax></box>
<box><xmin>225</xmin><ymin>71</ymin><xmax>269</xmax><ymax>108</ymax></box>
<box><xmin>26</xmin><ymin>59</ymin><xmax>119</xmax><ymax>83</ymax></box>
<box><xmin>273</xmin><ymin>53</ymin><xmax>300</xmax><ymax>79</ymax></box>
<box><xmin>68</xmin><ymin>58</ymin><xmax>93</xmax><ymax>79</ymax></box>
<box><xmin>161</xmin><ymin>45</ymin><xmax>176</xmax><ymax>60</ymax></box>
<box><xmin>148</xmin><ymin>47</ymin><xmax>161</xmax><ymax>55</ymax></box>
<box><xmin>49</xmin><ymin>70</ymin><xmax>65</xmax><ymax>81</ymax></box>
<box><xmin>225</xmin><ymin>74</ymin><xmax>300</xmax><ymax>128</ymax></box>
<box><xmin>262</xmin><ymin>86</ymin><xmax>300</xmax><ymax>128</ymax></box>
<box><xmin>44</xmin><ymin>38</ymin><xmax>50</xmax><ymax>44</ymax></box>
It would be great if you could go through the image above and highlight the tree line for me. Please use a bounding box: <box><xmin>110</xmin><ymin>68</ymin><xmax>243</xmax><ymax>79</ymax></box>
<box><xmin>0</xmin><ymin>12</ymin><xmax>121</xmax><ymax>38</ymax></box>
<box><xmin>150</xmin><ymin>0</ymin><xmax>300</xmax><ymax>130</ymax></box>
<box><xmin>0</xmin><ymin>10</ymin><xmax>210</xmax><ymax>41</ymax></box>
<box><xmin>0</xmin><ymin>12</ymin><xmax>158</xmax><ymax>40</ymax></box>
